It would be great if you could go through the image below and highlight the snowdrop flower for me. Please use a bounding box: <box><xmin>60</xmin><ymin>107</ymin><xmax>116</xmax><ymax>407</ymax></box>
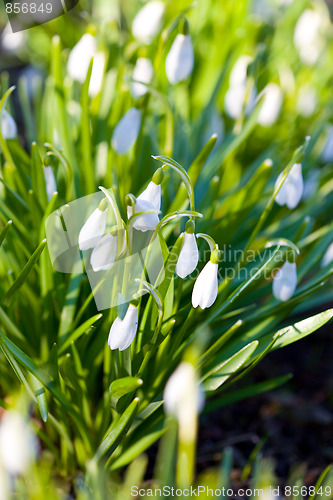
<box><xmin>293</xmin><ymin>10</ymin><xmax>326</xmax><ymax>65</ymax></box>
<box><xmin>272</xmin><ymin>260</ymin><xmax>297</xmax><ymax>302</ymax></box>
<box><xmin>67</xmin><ymin>34</ymin><xmax>97</xmax><ymax>83</ymax></box>
<box><xmin>321</xmin><ymin>243</ymin><xmax>333</xmax><ymax>268</ymax></box>
<box><xmin>1</xmin><ymin>24</ymin><xmax>26</xmax><ymax>53</ymax></box>
<box><xmin>257</xmin><ymin>83</ymin><xmax>283</xmax><ymax>127</ymax></box>
<box><xmin>176</xmin><ymin>221</ymin><xmax>199</xmax><ymax>279</ymax></box>
<box><xmin>0</xmin><ymin>411</ymin><xmax>37</xmax><ymax>475</ymax></box>
<box><xmin>164</xmin><ymin>362</ymin><xmax>204</xmax><ymax>442</ymax></box>
<box><xmin>192</xmin><ymin>248</ymin><xmax>219</xmax><ymax>309</ymax></box>
<box><xmin>275</xmin><ymin>163</ymin><xmax>303</xmax><ymax>209</ymax></box>
<box><xmin>0</xmin><ymin>109</ymin><xmax>17</xmax><ymax>139</ymax></box>
<box><xmin>127</xmin><ymin>197</ymin><xmax>160</xmax><ymax>232</ymax></box>
<box><xmin>90</xmin><ymin>230</ymin><xmax>126</xmax><ymax>272</ymax></box>
<box><xmin>111</xmin><ymin>108</ymin><xmax>142</xmax><ymax>155</ymax></box>
<box><xmin>130</xmin><ymin>58</ymin><xmax>154</xmax><ymax>99</ymax></box>
<box><xmin>132</xmin><ymin>1</ymin><xmax>165</xmax><ymax>44</ymax></box>
<box><xmin>108</xmin><ymin>303</ymin><xmax>139</xmax><ymax>350</ymax></box>
<box><xmin>296</xmin><ymin>86</ymin><xmax>317</xmax><ymax>117</ymax></box>
<box><xmin>165</xmin><ymin>34</ymin><xmax>194</xmax><ymax>84</ymax></box>
<box><xmin>127</xmin><ymin>169</ymin><xmax>163</xmax><ymax>231</ymax></box>
<box><xmin>89</xmin><ymin>52</ymin><xmax>106</xmax><ymax>97</ymax></box>
<box><xmin>321</xmin><ymin>125</ymin><xmax>333</xmax><ymax>163</ymax></box>
<box><xmin>78</xmin><ymin>199</ymin><xmax>108</xmax><ymax>251</ymax></box>
<box><xmin>43</xmin><ymin>166</ymin><xmax>57</xmax><ymax>201</ymax></box>
<box><xmin>224</xmin><ymin>55</ymin><xmax>257</xmax><ymax>119</ymax></box>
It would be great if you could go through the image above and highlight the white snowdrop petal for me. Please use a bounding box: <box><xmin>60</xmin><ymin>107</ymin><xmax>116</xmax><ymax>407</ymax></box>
<box><xmin>257</xmin><ymin>83</ymin><xmax>283</xmax><ymax>127</ymax></box>
<box><xmin>0</xmin><ymin>412</ymin><xmax>37</xmax><ymax>475</ymax></box>
<box><xmin>176</xmin><ymin>232</ymin><xmax>199</xmax><ymax>279</ymax></box>
<box><xmin>90</xmin><ymin>233</ymin><xmax>120</xmax><ymax>271</ymax></box>
<box><xmin>43</xmin><ymin>166</ymin><xmax>57</xmax><ymax>201</ymax></box>
<box><xmin>274</xmin><ymin>164</ymin><xmax>303</xmax><ymax>210</ymax></box>
<box><xmin>127</xmin><ymin>198</ymin><xmax>160</xmax><ymax>232</ymax></box>
<box><xmin>163</xmin><ymin>362</ymin><xmax>204</xmax><ymax>421</ymax></box>
<box><xmin>111</xmin><ymin>108</ymin><xmax>142</xmax><ymax>155</ymax></box>
<box><xmin>78</xmin><ymin>208</ymin><xmax>107</xmax><ymax>251</ymax></box>
<box><xmin>89</xmin><ymin>52</ymin><xmax>105</xmax><ymax>97</ymax></box>
<box><xmin>108</xmin><ymin>304</ymin><xmax>138</xmax><ymax>350</ymax></box>
<box><xmin>272</xmin><ymin>261</ymin><xmax>297</xmax><ymax>302</ymax></box>
<box><xmin>132</xmin><ymin>1</ymin><xmax>165</xmax><ymax>43</ymax></box>
<box><xmin>131</xmin><ymin>58</ymin><xmax>154</xmax><ymax>98</ymax></box>
<box><xmin>165</xmin><ymin>34</ymin><xmax>194</xmax><ymax>84</ymax></box>
<box><xmin>1</xmin><ymin>24</ymin><xmax>26</xmax><ymax>53</ymax></box>
<box><xmin>137</xmin><ymin>181</ymin><xmax>161</xmax><ymax>211</ymax></box>
<box><xmin>293</xmin><ymin>10</ymin><xmax>323</xmax><ymax>65</ymax></box>
<box><xmin>0</xmin><ymin>109</ymin><xmax>17</xmax><ymax>139</ymax></box>
<box><xmin>192</xmin><ymin>261</ymin><xmax>218</xmax><ymax>309</ymax></box>
<box><xmin>67</xmin><ymin>34</ymin><xmax>97</xmax><ymax>83</ymax></box>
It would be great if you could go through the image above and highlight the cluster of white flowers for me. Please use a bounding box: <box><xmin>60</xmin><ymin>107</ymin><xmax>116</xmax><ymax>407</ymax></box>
<box><xmin>78</xmin><ymin>166</ymin><xmax>221</xmax><ymax>351</ymax></box>
<box><xmin>272</xmin><ymin>163</ymin><xmax>304</xmax><ymax>301</ymax></box>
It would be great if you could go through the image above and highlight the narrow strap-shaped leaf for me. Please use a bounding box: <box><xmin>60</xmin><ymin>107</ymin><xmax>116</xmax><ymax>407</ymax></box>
<box><xmin>58</xmin><ymin>313</ymin><xmax>103</xmax><ymax>355</ymax></box>
<box><xmin>204</xmin><ymin>374</ymin><xmax>293</xmax><ymax>413</ymax></box>
<box><xmin>81</xmin><ymin>59</ymin><xmax>94</xmax><ymax>193</ymax></box>
<box><xmin>0</xmin><ymin>220</ymin><xmax>12</xmax><ymax>247</ymax></box>
<box><xmin>202</xmin><ymin>340</ymin><xmax>259</xmax><ymax>391</ymax></box>
<box><xmin>2</xmin><ymin>239</ymin><xmax>47</xmax><ymax>305</ymax></box>
<box><xmin>29</xmin><ymin>373</ymin><xmax>48</xmax><ymax>422</ymax></box>
<box><xmin>94</xmin><ymin>397</ymin><xmax>140</xmax><ymax>462</ymax></box>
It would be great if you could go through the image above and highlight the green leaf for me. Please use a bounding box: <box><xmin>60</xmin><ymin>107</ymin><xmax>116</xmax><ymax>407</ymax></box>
<box><xmin>58</xmin><ymin>313</ymin><xmax>103</xmax><ymax>355</ymax></box>
<box><xmin>94</xmin><ymin>397</ymin><xmax>140</xmax><ymax>462</ymax></box>
<box><xmin>81</xmin><ymin>58</ymin><xmax>94</xmax><ymax>192</ymax></box>
<box><xmin>203</xmin><ymin>341</ymin><xmax>258</xmax><ymax>392</ymax></box>
<box><xmin>205</xmin><ymin>374</ymin><xmax>293</xmax><ymax>413</ymax></box>
<box><xmin>1</xmin><ymin>239</ymin><xmax>47</xmax><ymax>306</ymax></box>
<box><xmin>110</xmin><ymin>377</ymin><xmax>143</xmax><ymax>408</ymax></box>
<box><xmin>110</xmin><ymin>427</ymin><xmax>166</xmax><ymax>470</ymax></box>
<box><xmin>0</xmin><ymin>220</ymin><xmax>12</xmax><ymax>247</ymax></box>
<box><xmin>29</xmin><ymin>373</ymin><xmax>48</xmax><ymax>422</ymax></box>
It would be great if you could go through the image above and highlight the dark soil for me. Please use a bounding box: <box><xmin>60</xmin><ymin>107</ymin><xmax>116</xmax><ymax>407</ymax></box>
<box><xmin>197</xmin><ymin>320</ymin><xmax>333</xmax><ymax>484</ymax></box>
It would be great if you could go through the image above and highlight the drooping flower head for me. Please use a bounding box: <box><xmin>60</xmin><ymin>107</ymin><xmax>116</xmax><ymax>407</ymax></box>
<box><xmin>272</xmin><ymin>258</ymin><xmax>297</xmax><ymax>302</ymax></box>
<box><xmin>90</xmin><ymin>228</ymin><xmax>126</xmax><ymax>272</ymax></box>
<box><xmin>165</xmin><ymin>20</ymin><xmax>194</xmax><ymax>84</ymax></box>
<box><xmin>224</xmin><ymin>55</ymin><xmax>257</xmax><ymax>119</ymax></box>
<box><xmin>257</xmin><ymin>83</ymin><xmax>283</xmax><ymax>127</ymax></box>
<box><xmin>0</xmin><ymin>109</ymin><xmax>17</xmax><ymax>139</ymax></box>
<box><xmin>127</xmin><ymin>168</ymin><xmax>164</xmax><ymax>231</ymax></box>
<box><xmin>108</xmin><ymin>302</ymin><xmax>139</xmax><ymax>351</ymax></box>
<box><xmin>132</xmin><ymin>1</ymin><xmax>165</xmax><ymax>44</ymax></box>
<box><xmin>275</xmin><ymin>163</ymin><xmax>304</xmax><ymax>210</ymax></box>
<box><xmin>111</xmin><ymin>108</ymin><xmax>142</xmax><ymax>155</ymax></box>
<box><xmin>164</xmin><ymin>362</ymin><xmax>204</xmax><ymax>442</ymax></box>
<box><xmin>131</xmin><ymin>57</ymin><xmax>154</xmax><ymax>99</ymax></box>
<box><xmin>67</xmin><ymin>33</ymin><xmax>97</xmax><ymax>83</ymax></box>
<box><xmin>43</xmin><ymin>166</ymin><xmax>57</xmax><ymax>202</ymax></box>
<box><xmin>0</xmin><ymin>411</ymin><xmax>37</xmax><ymax>476</ymax></box>
<box><xmin>192</xmin><ymin>246</ymin><xmax>220</xmax><ymax>309</ymax></box>
<box><xmin>78</xmin><ymin>198</ymin><xmax>108</xmax><ymax>251</ymax></box>
<box><xmin>176</xmin><ymin>220</ymin><xmax>199</xmax><ymax>279</ymax></box>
